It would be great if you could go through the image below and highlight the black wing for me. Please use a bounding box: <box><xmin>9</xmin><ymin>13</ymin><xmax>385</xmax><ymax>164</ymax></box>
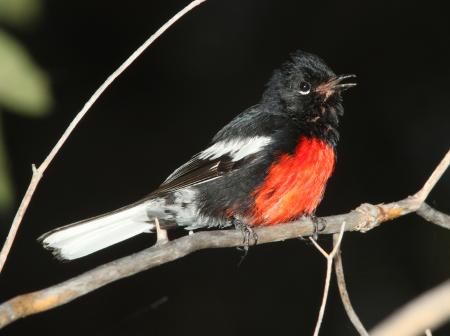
<box><xmin>149</xmin><ymin>105</ymin><xmax>276</xmax><ymax>198</ymax></box>
<box><xmin>149</xmin><ymin>154</ymin><xmax>237</xmax><ymax>197</ymax></box>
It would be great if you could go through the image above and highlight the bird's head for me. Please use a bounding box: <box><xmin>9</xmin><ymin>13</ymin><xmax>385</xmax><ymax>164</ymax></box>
<box><xmin>262</xmin><ymin>50</ymin><xmax>356</xmax><ymax>129</ymax></box>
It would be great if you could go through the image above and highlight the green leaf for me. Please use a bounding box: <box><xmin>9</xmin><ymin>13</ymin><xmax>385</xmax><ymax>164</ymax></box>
<box><xmin>0</xmin><ymin>30</ymin><xmax>53</xmax><ymax>117</ymax></box>
<box><xmin>0</xmin><ymin>115</ymin><xmax>13</xmax><ymax>212</ymax></box>
<box><xmin>0</xmin><ymin>0</ymin><xmax>42</xmax><ymax>27</ymax></box>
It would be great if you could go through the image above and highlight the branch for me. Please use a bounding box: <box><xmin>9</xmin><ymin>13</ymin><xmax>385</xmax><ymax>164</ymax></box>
<box><xmin>310</xmin><ymin>223</ymin><xmax>346</xmax><ymax>336</ymax></box>
<box><xmin>334</xmin><ymin>236</ymin><xmax>369</xmax><ymax>336</ymax></box>
<box><xmin>370</xmin><ymin>280</ymin><xmax>450</xmax><ymax>336</ymax></box>
<box><xmin>0</xmin><ymin>149</ymin><xmax>448</xmax><ymax>329</ymax></box>
<box><xmin>0</xmin><ymin>0</ymin><xmax>207</xmax><ymax>274</ymax></box>
<box><xmin>416</xmin><ymin>203</ymin><xmax>450</xmax><ymax>230</ymax></box>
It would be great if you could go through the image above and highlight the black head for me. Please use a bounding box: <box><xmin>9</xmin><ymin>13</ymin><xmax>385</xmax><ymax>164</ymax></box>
<box><xmin>262</xmin><ymin>50</ymin><xmax>356</xmax><ymax>142</ymax></box>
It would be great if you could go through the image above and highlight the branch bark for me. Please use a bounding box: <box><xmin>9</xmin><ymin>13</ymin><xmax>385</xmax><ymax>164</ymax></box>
<box><xmin>334</xmin><ymin>235</ymin><xmax>370</xmax><ymax>336</ymax></box>
<box><xmin>416</xmin><ymin>203</ymin><xmax>450</xmax><ymax>230</ymax></box>
<box><xmin>0</xmin><ymin>148</ymin><xmax>448</xmax><ymax>330</ymax></box>
<box><xmin>0</xmin><ymin>0</ymin><xmax>207</xmax><ymax>274</ymax></box>
<box><xmin>0</xmin><ymin>211</ymin><xmax>381</xmax><ymax>329</ymax></box>
<box><xmin>310</xmin><ymin>223</ymin><xmax>346</xmax><ymax>336</ymax></box>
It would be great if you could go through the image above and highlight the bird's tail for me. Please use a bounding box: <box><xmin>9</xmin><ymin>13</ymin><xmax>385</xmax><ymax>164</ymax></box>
<box><xmin>38</xmin><ymin>202</ymin><xmax>154</xmax><ymax>261</ymax></box>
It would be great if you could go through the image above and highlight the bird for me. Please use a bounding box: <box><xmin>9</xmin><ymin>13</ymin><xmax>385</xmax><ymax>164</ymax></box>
<box><xmin>38</xmin><ymin>50</ymin><xmax>356</xmax><ymax>261</ymax></box>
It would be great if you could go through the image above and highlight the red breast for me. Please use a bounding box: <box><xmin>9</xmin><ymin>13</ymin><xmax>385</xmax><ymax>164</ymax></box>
<box><xmin>251</xmin><ymin>137</ymin><xmax>335</xmax><ymax>225</ymax></box>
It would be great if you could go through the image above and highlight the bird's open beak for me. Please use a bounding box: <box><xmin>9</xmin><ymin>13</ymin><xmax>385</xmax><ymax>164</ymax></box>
<box><xmin>315</xmin><ymin>74</ymin><xmax>357</xmax><ymax>101</ymax></box>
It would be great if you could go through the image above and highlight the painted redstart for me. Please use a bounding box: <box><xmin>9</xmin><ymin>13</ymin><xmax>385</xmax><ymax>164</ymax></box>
<box><xmin>39</xmin><ymin>50</ymin><xmax>356</xmax><ymax>260</ymax></box>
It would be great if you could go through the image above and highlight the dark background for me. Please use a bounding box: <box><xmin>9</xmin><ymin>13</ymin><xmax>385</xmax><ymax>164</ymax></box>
<box><xmin>1</xmin><ymin>0</ymin><xmax>449</xmax><ymax>335</ymax></box>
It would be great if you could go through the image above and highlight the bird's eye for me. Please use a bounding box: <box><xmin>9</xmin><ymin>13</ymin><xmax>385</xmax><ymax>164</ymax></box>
<box><xmin>298</xmin><ymin>81</ymin><xmax>311</xmax><ymax>95</ymax></box>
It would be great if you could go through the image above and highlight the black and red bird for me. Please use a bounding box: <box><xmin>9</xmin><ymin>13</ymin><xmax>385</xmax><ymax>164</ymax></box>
<box><xmin>39</xmin><ymin>50</ymin><xmax>356</xmax><ymax>260</ymax></box>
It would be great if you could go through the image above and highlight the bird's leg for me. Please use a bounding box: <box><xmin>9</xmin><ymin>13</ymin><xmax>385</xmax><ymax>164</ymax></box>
<box><xmin>232</xmin><ymin>217</ymin><xmax>258</xmax><ymax>252</ymax></box>
<box><xmin>308</xmin><ymin>214</ymin><xmax>326</xmax><ymax>240</ymax></box>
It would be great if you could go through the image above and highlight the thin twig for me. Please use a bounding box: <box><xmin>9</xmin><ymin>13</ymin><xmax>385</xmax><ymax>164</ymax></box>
<box><xmin>416</xmin><ymin>203</ymin><xmax>450</xmax><ymax>230</ymax></box>
<box><xmin>354</xmin><ymin>149</ymin><xmax>450</xmax><ymax>233</ymax></box>
<box><xmin>415</xmin><ymin>150</ymin><xmax>450</xmax><ymax>202</ymax></box>
<box><xmin>370</xmin><ymin>280</ymin><xmax>450</xmax><ymax>336</ymax></box>
<box><xmin>310</xmin><ymin>223</ymin><xmax>346</xmax><ymax>336</ymax></box>
<box><xmin>0</xmin><ymin>0</ymin><xmax>207</xmax><ymax>274</ymax></box>
<box><xmin>333</xmin><ymin>236</ymin><xmax>369</xmax><ymax>336</ymax></box>
<box><xmin>0</xmin><ymin>148</ymin><xmax>448</xmax><ymax>329</ymax></box>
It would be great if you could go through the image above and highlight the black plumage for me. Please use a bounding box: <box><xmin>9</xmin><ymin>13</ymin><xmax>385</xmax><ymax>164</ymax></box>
<box><xmin>39</xmin><ymin>50</ymin><xmax>356</xmax><ymax>260</ymax></box>
<box><xmin>151</xmin><ymin>50</ymin><xmax>349</xmax><ymax>224</ymax></box>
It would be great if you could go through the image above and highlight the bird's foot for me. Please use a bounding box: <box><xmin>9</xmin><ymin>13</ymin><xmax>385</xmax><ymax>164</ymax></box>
<box><xmin>308</xmin><ymin>215</ymin><xmax>326</xmax><ymax>240</ymax></box>
<box><xmin>232</xmin><ymin>218</ymin><xmax>258</xmax><ymax>253</ymax></box>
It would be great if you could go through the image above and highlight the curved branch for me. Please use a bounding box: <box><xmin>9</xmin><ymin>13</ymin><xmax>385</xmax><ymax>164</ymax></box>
<box><xmin>0</xmin><ymin>149</ymin><xmax>448</xmax><ymax>329</ymax></box>
<box><xmin>0</xmin><ymin>215</ymin><xmax>352</xmax><ymax>329</ymax></box>
<box><xmin>0</xmin><ymin>213</ymin><xmax>363</xmax><ymax>328</ymax></box>
<box><xmin>417</xmin><ymin>203</ymin><xmax>450</xmax><ymax>230</ymax></box>
<box><xmin>334</xmin><ymin>236</ymin><xmax>369</xmax><ymax>336</ymax></box>
<box><xmin>370</xmin><ymin>280</ymin><xmax>450</xmax><ymax>336</ymax></box>
<box><xmin>310</xmin><ymin>224</ymin><xmax>346</xmax><ymax>336</ymax></box>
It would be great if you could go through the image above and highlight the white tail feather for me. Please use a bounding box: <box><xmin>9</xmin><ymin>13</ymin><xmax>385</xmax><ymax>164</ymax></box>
<box><xmin>39</xmin><ymin>203</ymin><xmax>154</xmax><ymax>260</ymax></box>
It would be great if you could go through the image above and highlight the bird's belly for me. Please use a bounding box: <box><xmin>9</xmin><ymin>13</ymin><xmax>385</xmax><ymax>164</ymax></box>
<box><xmin>251</xmin><ymin>137</ymin><xmax>335</xmax><ymax>225</ymax></box>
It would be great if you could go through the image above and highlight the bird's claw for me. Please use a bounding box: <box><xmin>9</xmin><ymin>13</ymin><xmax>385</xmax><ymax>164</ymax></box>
<box><xmin>232</xmin><ymin>218</ymin><xmax>258</xmax><ymax>254</ymax></box>
<box><xmin>310</xmin><ymin>215</ymin><xmax>326</xmax><ymax>240</ymax></box>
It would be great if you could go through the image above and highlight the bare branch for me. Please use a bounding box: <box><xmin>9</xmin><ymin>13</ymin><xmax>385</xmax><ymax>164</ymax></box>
<box><xmin>352</xmin><ymin>149</ymin><xmax>450</xmax><ymax>234</ymax></box>
<box><xmin>310</xmin><ymin>223</ymin><xmax>346</xmax><ymax>336</ymax></box>
<box><xmin>416</xmin><ymin>203</ymin><xmax>450</xmax><ymax>230</ymax></box>
<box><xmin>0</xmin><ymin>211</ymin><xmax>444</xmax><ymax>330</ymax></box>
<box><xmin>370</xmin><ymin>280</ymin><xmax>450</xmax><ymax>336</ymax></box>
<box><xmin>0</xmin><ymin>148</ymin><xmax>448</xmax><ymax>329</ymax></box>
<box><xmin>0</xmin><ymin>0</ymin><xmax>207</xmax><ymax>274</ymax></box>
<box><xmin>414</xmin><ymin>149</ymin><xmax>450</xmax><ymax>203</ymax></box>
<box><xmin>333</xmin><ymin>236</ymin><xmax>369</xmax><ymax>336</ymax></box>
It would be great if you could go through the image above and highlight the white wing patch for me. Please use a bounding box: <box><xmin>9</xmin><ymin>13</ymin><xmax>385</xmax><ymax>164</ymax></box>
<box><xmin>199</xmin><ymin>136</ymin><xmax>272</xmax><ymax>162</ymax></box>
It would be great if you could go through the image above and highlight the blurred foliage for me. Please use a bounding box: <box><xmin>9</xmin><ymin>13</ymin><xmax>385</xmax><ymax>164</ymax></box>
<box><xmin>0</xmin><ymin>30</ymin><xmax>51</xmax><ymax>116</ymax></box>
<box><xmin>0</xmin><ymin>0</ymin><xmax>52</xmax><ymax>213</ymax></box>
<box><xmin>0</xmin><ymin>31</ymin><xmax>52</xmax><ymax>115</ymax></box>
<box><xmin>0</xmin><ymin>115</ymin><xmax>13</xmax><ymax>212</ymax></box>
<box><xmin>0</xmin><ymin>0</ymin><xmax>42</xmax><ymax>27</ymax></box>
